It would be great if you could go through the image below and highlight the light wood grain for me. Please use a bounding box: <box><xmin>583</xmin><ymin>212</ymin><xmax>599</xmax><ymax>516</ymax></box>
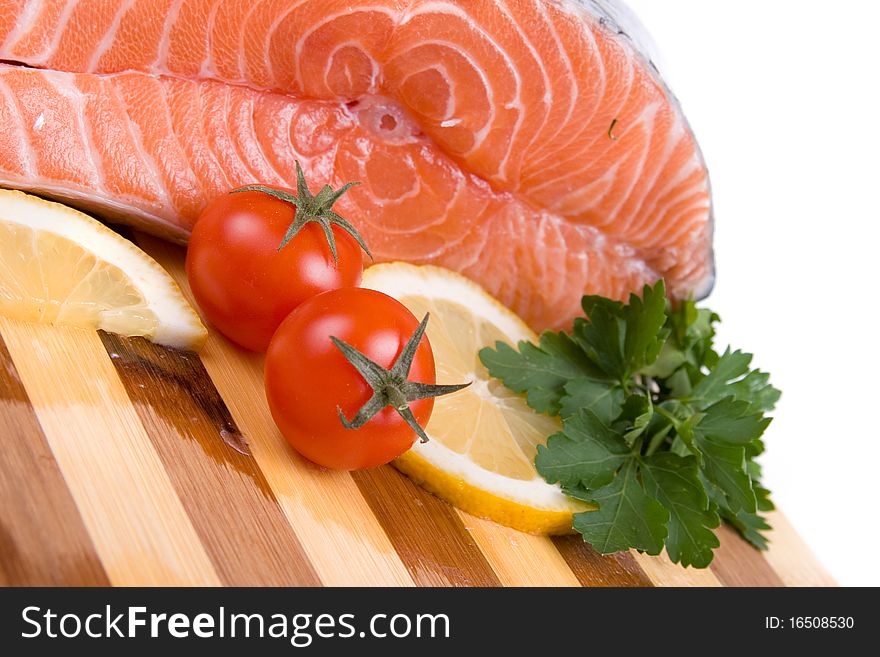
<box><xmin>100</xmin><ymin>331</ymin><xmax>321</xmax><ymax>586</ymax></box>
<box><xmin>710</xmin><ymin>524</ymin><xmax>783</xmax><ymax>587</ymax></box>
<box><xmin>0</xmin><ymin>336</ymin><xmax>109</xmax><ymax>586</ymax></box>
<box><xmin>197</xmin><ymin>336</ymin><xmax>416</xmax><ymax>586</ymax></box>
<box><xmin>764</xmin><ymin>511</ymin><xmax>835</xmax><ymax>586</ymax></box>
<box><xmin>461</xmin><ymin>515</ymin><xmax>581</xmax><ymax>587</ymax></box>
<box><xmin>553</xmin><ymin>537</ymin><xmax>654</xmax><ymax>586</ymax></box>
<box><xmin>352</xmin><ymin>466</ymin><xmax>501</xmax><ymax>586</ymax></box>
<box><xmin>0</xmin><ymin>318</ymin><xmax>221</xmax><ymax>586</ymax></box>
<box><xmin>137</xmin><ymin>233</ymin><xmax>416</xmax><ymax>587</ymax></box>
<box><xmin>633</xmin><ymin>551</ymin><xmax>723</xmax><ymax>587</ymax></box>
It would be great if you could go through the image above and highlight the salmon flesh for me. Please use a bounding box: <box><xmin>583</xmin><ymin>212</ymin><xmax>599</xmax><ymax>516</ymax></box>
<box><xmin>0</xmin><ymin>0</ymin><xmax>714</xmax><ymax>330</ymax></box>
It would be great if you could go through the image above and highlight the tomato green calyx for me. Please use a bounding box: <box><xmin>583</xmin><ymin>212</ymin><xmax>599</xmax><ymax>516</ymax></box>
<box><xmin>231</xmin><ymin>161</ymin><xmax>372</xmax><ymax>264</ymax></box>
<box><xmin>331</xmin><ymin>313</ymin><xmax>470</xmax><ymax>443</ymax></box>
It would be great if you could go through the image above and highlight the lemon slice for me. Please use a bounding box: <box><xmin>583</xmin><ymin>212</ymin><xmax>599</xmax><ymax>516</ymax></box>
<box><xmin>0</xmin><ymin>189</ymin><xmax>206</xmax><ymax>349</ymax></box>
<box><xmin>362</xmin><ymin>262</ymin><xmax>587</xmax><ymax>534</ymax></box>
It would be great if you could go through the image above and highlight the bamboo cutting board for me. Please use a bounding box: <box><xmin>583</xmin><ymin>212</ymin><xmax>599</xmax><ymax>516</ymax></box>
<box><xmin>0</xmin><ymin>233</ymin><xmax>833</xmax><ymax>587</ymax></box>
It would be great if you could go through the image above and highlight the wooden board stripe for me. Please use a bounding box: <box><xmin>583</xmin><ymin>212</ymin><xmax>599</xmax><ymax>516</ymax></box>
<box><xmin>460</xmin><ymin>515</ymin><xmax>581</xmax><ymax>587</ymax></box>
<box><xmin>0</xmin><ymin>334</ymin><xmax>110</xmax><ymax>586</ymax></box>
<box><xmin>0</xmin><ymin>317</ymin><xmax>221</xmax><ymax>586</ymax></box>
<box><xmin>710</xmin><ymin>524</ymin><xmax>784</xmax><ymax>587</ymax></box>
<box><xmin>764</xmin><ymin>511</ymin><xmax>835</xmax><ymax>586</ymax></box>
<box><xmin>99</xmin><ymin>331</ymin><xmax>320</xmax><ymax>586</ymax></box>
<box><xmin>352</xmin><ymin>467</ymin><xmax>501</xmax><ymax>587</ymax></box>
<box><xmin>135</xmin><ymin>233</ymin><xmax>416</xmax><ymax>586</ymax></box>
<box><xmin>553</xmin><ymin>536</ymin><xmax>654</xmax><ymax>587</ymax></box>
<box><xmin>633</xmin><ymin>551</ymin><xmax>722</xmax><ymax>587</ymax></box>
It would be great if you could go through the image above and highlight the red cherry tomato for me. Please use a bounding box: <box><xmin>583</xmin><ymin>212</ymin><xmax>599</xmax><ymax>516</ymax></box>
<box><xmin>265</xmin><ymin>287</ymin><xmax>437</xmax><ymax>470</ymax></box>
<box><xmin>186</xmin><ymin>188</ymin><xmax>364</xmax><ymax>352</ymax></box>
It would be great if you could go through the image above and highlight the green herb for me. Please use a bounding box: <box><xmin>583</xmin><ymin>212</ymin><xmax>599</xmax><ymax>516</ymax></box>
<box><xmin>479</xmin><ymin>281</ymin><xmax>779</xmax><ymax>568</ymax></box>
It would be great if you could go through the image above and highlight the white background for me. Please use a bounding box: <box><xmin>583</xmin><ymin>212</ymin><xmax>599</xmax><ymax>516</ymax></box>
<box><xmin>624</xmin><ymin>0</ymin><xmax>880</xmax><ymax>585</ymax></box>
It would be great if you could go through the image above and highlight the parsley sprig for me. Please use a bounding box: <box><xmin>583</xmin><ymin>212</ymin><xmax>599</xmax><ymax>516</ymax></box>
<box><xmin>479</xmin><ymin>281</ymin><xmax>780</xmax><ymax>568</ymax></box>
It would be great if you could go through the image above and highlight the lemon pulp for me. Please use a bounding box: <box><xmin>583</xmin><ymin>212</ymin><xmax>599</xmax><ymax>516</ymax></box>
<box><xmin>0</xmin><ymin>189</ymin><xmax>205</xmax><ymax>349</ymax></box>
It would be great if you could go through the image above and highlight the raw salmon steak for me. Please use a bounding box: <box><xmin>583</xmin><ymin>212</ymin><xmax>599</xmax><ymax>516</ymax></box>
<box><xmin>0</xmin><ymin>0</ymin><xmax>713</xmax><ymax>330</ymax></box>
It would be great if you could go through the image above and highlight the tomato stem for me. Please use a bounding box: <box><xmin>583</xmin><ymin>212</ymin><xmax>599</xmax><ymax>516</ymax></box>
<box><xmin>331</xmin><ymin>313</ymin><xmax>471</xmax><ymax>443</ymax></box>
<box><xmin>231</xmin><ymin>161</ymin><xmax>372</xmax><ymax>263</ymax></box>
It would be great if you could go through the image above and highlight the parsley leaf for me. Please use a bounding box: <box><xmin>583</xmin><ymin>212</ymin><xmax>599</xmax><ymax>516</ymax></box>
<box><xmin>680</xmin><ymin>397</ymin><xmax>772</xmax><ymax>516</ymax></box>
<box><xmin>642</xmin><ymin>453</ymin><xmax>721</xmax><ymax>568</ymax></box>
<box><xmin>559</xmin><ymin>378</ymin><xmax>624</xmax><ymax>423</ymax></box>
<box><xmin>536</xmin><ymin>410</ymin><xmax>629</xmax><ymax>490</ymax></box>
<box><xmin>622</xmin><ymin>281</ymin><xmax>669</xmax><ymax>374</ymax></box>
<box><xmin>574</xmin><ymin>281</ymin><xmax>668</xmax><ymax>383</ymax></box>
<box><xmin>692</xmin><ymin>349</ymin><xmax>780</xmax><ymax>413</ymax></box>
<box><xmin>693</xmin><ymin>436</ymin><xmax>756</xmax><ymax>514</ymax></box>
<box><xmin>695</xmin><ymin>397</ymin><xmax>771</xmax><ymax>444</ymax></box>
<box><xmin>539</xmin><ymin>410</ymin><xmax>669</xmax><ymax>555</ymax></box>
<box><xmin>726</xmin><ymin>509</ymin><xmax>773</xmax><ymax>550</ymax></box>
<box><xmin>570</xmin><ymin>459</ymin><xmax>669</xmax><ymax>555</ymax></box>
<box><xmin>706</xmin><ymin>475</ymin><xmax>774</xmax><ymax>550</ymax></box>
<box><xmin>479</xmin><ymin>280</ymin><xmax>780</xmax><ymax>568</ymax></box>
<box><xmin>573</xmin><ymin>305</ymin><xmax>626</xmax><ymax>380</ymax></box>
<box><xmin>480</xmin><ymin>332</ymin><xmax>599</xmax><ymax>415</ymax></box>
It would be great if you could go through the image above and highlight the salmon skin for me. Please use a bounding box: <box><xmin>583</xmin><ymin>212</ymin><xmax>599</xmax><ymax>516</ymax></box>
<box><xmin>0</xmin><ymin>0</ymin><xmax>713</xmax><ymax>330</ymax></box>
